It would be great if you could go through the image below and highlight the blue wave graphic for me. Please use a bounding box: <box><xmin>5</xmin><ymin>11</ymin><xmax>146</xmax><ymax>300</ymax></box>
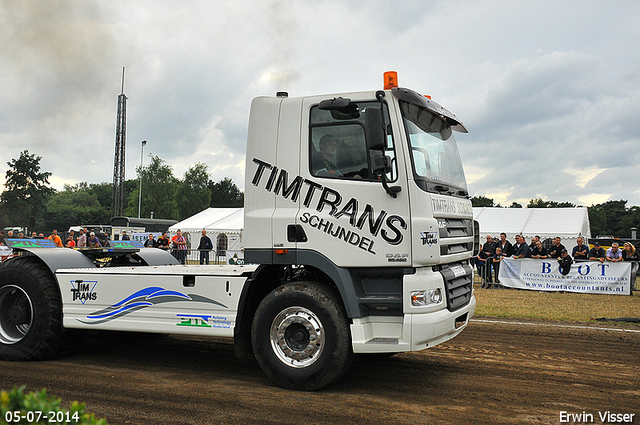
<box><xmin>88</xmin><ymin>301</ymin><xmax>153</xmax><ymax>319</ymax></box>
<box><xmin>111</xmin><ymin>286</ymin><xmax>190</xmax><ymax>307</ymax></box>
<box><xmin>79</xmin><ymin>286</ymin><xmax>227</xmax><ymax>325</ymax></box>
<box><xmin>147</xmin><ymin>289</ymin><xmax>191</xmax><ymax>299</ymax></box>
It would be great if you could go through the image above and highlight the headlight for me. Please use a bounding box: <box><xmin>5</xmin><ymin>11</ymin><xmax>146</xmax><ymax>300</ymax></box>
<box><xmin>411</xmin><ymin>288</ymin><xmax>443</xmax><ymax>307</ymax></box>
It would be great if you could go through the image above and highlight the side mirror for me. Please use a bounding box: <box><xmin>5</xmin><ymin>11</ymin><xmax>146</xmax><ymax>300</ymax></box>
<box><xmin>370</xmin><ymin>150</ymin><xmax>389</xmax><ymax>174</ymax></box>
<box><xmin>364</xmin><ymin>108</ymin><xmax>385</xmax><ymax>151</ymax></box>
<box><xmin>369</xmin><ymin>91</ymin><xmax>401</xmax><ymax>198</ymax></box>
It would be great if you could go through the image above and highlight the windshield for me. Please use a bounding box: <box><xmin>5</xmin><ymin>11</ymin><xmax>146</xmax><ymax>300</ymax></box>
<box><xmin>399</xmin><ymin>100</ymin><xmax>467</xmax><ymax>192</ymax></box>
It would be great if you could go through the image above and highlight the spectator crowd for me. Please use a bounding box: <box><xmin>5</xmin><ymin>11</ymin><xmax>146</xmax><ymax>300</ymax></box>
<box><xmin>0</xmin><ymin>228</ymin><xmax>217</xmax><ymax>267</ymax></box>
<box><xmin>475</xmin><ymin>234</ymin><xmax>639</xmax><ymax>290</ymax></box>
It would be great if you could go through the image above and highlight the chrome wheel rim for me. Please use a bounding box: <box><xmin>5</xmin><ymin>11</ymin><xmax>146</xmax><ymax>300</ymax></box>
<box><xmin>269</xmin><ymin>306</ymin><xmax>325</xmax><ymax>368</ymax></box>
<box><xmin>0</xmin><ymin>285</ymin><xmax>33</xmax><ymax>344</ymax></box>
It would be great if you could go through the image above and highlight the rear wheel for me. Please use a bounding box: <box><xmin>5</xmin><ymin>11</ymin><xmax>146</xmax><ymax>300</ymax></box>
<box><xmin>0</xmin><ymin>257</ymin><xmax>73</xmax><ymax>360</ymax></box>
<box><xmin>251</xmin><ymin>281</ymin><xmax>353</xmax><ymax>390</ymax></box>
<box><xmin>0</xmin><ymin>285</ymin><xmax>33</xmax><ymax>345</ymax></box>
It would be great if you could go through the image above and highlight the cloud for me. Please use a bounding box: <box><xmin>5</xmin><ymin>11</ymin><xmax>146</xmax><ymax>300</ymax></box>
<box><xmin>460</xmin><ymin>47</ymin><xmax>640</xmax><ymax>206</ymax></box>
<box><xmin>1</xmin><ymin>0</ymin><xmax>640</xmax><ymax>211</ymax></box>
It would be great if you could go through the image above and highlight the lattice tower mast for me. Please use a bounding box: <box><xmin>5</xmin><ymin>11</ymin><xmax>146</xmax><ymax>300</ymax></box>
<box><xmin>111</xmin><ymin>68</ymin><xmax>127</xmax><ymax>218</ymax></box>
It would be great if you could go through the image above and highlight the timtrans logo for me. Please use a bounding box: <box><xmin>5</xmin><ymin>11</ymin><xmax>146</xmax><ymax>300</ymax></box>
<box><xmin>420</xmin><ymin>232</ymin><xmax>438</xmax><ymax>246</ymax></box>
<box><xmin>70</xmin><ymin>280</ymin><xmax>98</xmax><ymax>304</ymax></box>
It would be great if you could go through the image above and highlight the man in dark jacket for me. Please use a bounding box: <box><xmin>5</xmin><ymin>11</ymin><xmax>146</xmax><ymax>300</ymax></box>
<box><xmin>496</xmin><ymin>232</ymin><xmax>514</xmax><ymax>257</ymax></box>
<box><xmin>513</xmin><ymin>235</ymin><xmax>531</xmax><ymax>259</ymax></box>
<box><xmin>480</xmin><ymin>235</ymin><xmax>496</xmax><ymax>283</ymax></box>
<box><xmin>548</xmin><ymin>237</ymin><xmax>566</xmax><ymax>259</ymax></box>
<box><xmin>144</xmin><ymin>233</ymin><xmax>158</xmax><ymax>248</ymax></box>
<box><xmin>558</xmin><ymin>249</ymin><xmax>573</xmax><ymax>275</ymax></box>
<box><xmin>198</xmin><ymin>229</ymin><xmax>213</xmax><ymax>265</ymax></box>
<box><xmin>589</xmin><ymin>241</ymin><xmax>606</xmax><ymax>263</ymax></box>
<box><xmin>531</xmin><ymin>241</ymin><xmax>549</xmax><ymax>259</ymax></box>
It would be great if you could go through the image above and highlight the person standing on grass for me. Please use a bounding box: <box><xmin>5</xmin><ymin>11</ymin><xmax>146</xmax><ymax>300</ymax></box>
<box><xmin>512</xmin><ymin>234</ymin><xmax>523</xmax><ymax>255</ymax></box>
<box><xmin>621</xmin><ymin>242</ymin><xmax>638</xmax><ymax>262</ymax></box>
<box><xmin>492</xmin><ymin>247</ymin><xmax>505</xmax><ymax>284</ymax></box>
<box><xmin>475</xmin><ymin>248</ymin><xmax>489</xmax><ymax>288</ymax></box>
<box><xmin>171</xmin><ymin>230</ymin><xmax>187</xmax><ymax>265</ymax></box>
<box><xmin>496</xmin><ymin>232</ymin><xmax>513</xmax><ymax>257</ymax></box>
<box><xmin>198</xmin><ymin>229</ymin><xmax>213</xmax><ymax>265</ymax></box>
<box><xmin>622</xmin><ymin>242</ymin><xmax>638</xmax><ymax>293</ymax></box>
<box><xmin>480</xmin><ymin>235</ymin><xmax>496</xmax><ymax>284</ymax></box>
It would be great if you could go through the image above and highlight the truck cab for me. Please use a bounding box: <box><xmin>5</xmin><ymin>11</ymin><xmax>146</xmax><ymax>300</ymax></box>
<box><xmin>243</xmin><ymin>73</ymin><xmax>475</xmax><ymax>358</ymax></box>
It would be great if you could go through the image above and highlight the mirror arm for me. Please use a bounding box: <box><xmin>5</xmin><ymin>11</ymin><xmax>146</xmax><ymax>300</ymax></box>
<box><xmin>375</xmin><ymin>90</ymin><xmax>402</xmax><ymax>198</ymax></box>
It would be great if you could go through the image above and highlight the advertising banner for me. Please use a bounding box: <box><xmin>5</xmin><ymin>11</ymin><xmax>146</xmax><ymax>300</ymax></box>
<box><xmin>131</xmin><ymin>232</ymin><xmax>162</xmax><ymax>242</ymax></box>
<box><xmin>225</xmin><ymin>250</ymin><xmax>245</xmax><ymax>265</ymax></box>
<box><xmin>498</xmin><ymin>258</ymin><xmax>632</xmax><ymax>295</ymax></box>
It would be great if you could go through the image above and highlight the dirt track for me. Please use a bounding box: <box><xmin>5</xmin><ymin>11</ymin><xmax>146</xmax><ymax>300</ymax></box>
<box><xmin>1</xmin><ymin>319</ymin><xmax>638</xmax><ymax>425</ymax></box>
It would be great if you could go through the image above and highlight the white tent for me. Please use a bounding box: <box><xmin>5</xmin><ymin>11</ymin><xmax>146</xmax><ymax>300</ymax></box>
<box><xmin>169</xmin><ymin>208</ymin><xmax>244</xmax><ymax>253</ymax></box>
<box><xmin>473</xmin><ymin>207</ymin><xmax>591</xmax><ymax>249</ymax></box>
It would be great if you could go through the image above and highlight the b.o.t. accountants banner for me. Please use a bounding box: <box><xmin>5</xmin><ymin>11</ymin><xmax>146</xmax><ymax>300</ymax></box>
<box><xmin>498</xmin><ymin>258</ymin><xmax>632</xmax><ymax>295</ymax></box>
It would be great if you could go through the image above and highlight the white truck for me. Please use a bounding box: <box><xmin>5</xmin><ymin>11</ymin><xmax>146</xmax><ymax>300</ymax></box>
<box><xmin>0</xmin><ymin>73</ymin><xmax>476</xmax><ymax>390</ymax></box>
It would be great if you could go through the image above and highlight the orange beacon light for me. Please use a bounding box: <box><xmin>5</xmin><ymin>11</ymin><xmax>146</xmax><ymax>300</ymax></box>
<box><xmin>383</xmin><ymin>71</ymin><xmax>398</xmax><ymax>90</ymax></box>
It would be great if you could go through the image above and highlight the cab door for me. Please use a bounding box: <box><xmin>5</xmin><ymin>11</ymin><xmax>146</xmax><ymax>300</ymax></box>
<box><xmin>294</xmin><ymin>94</ymin><xmax>411</xmax><ymax>268</ymax></box>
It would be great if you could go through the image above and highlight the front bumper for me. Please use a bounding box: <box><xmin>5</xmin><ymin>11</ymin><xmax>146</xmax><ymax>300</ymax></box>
<box><xmin>350</xmin><ymin>293</ymin><xmax>475</xmax><ymax>353</ymax></box>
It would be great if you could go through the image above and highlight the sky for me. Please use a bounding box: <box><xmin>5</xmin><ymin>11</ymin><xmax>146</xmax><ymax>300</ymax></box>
<box><xmin>1</xmin><ymin>0</ymin><xmax>640</xmax><ymax>207</ymax></box>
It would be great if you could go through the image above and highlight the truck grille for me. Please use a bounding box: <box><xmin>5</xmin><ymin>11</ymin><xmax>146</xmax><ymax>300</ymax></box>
<box><xmin>437</xmin><ymin>262</ymin><xmax>473</xmax><ymax>311</ymax></box>
<box><xmin>438</xmin><ymin>218</ymin><xmax>473</xmax><ymax>256</ymax></box>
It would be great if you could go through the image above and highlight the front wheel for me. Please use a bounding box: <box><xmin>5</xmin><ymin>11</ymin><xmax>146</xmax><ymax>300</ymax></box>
<box><xmin>0</xmin><ymin>257</ymin><xmax>71</xmax><ymax>360</ymax></box>
<box><xmin>251</xmin><ymin>281</ymin><xmax>353</xmax><ymax>390</ymax></box>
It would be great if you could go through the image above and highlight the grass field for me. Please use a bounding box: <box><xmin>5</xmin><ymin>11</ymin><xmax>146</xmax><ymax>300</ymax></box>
<box><xmin>473</xmin><ymin>283</ymin><xmax>640</xmax><ymax>324</ymax></box>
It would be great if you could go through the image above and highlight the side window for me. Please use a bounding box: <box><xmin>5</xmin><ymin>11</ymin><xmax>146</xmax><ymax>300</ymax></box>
<box><xmin>310</xmin><ymin>125</ymin><xmax>368</xmax><ymax>179</ymax></box>
<box><xmin>309</xmin><ymin>102</ymin><xmax>396</xmax><ymax>182</ymax></box>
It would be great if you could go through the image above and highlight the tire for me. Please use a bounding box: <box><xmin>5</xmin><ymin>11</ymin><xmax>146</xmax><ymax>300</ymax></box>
<box><xmin>251</xmin><ymin>281</ymin><xmax>353</xmax><ymax>391</ymax></box>
<box><xmin>0</xmin><ymin>257</ymin><xmax>73</xmax><ymax>360</ymax></box>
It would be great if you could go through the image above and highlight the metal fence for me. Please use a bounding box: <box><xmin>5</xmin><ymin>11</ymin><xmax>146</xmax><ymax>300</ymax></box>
<box><xmin>472</xmin><ymin>258</ymin><xmax>503</xmax><ymax>288</ymax></box>
<box><xmin>167</xmin><ymin>249</ymin><xmax>227</xmax><ymax>265</ymax></box>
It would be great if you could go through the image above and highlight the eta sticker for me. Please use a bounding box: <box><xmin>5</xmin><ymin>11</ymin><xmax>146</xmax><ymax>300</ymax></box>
<box><xmin>176</xmin><ymin>314</ymin><xmax>231</xmax><ymax>328</ymax></box>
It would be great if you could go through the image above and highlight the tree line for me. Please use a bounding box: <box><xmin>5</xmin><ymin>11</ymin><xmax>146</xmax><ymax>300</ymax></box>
<box><xmin>471</xmin><ymin>195</ymin><xmax>640</xmax><ymax>239</ymax></box>
<box><xmin>2</xmin><ymin>150</ymin><xmax>638</xmax><ymax>238</ymax></box>
<box><xmin>0</xmin><ymin>150</ymin><xmax>243</xmax><ymax>234</ymax></box>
